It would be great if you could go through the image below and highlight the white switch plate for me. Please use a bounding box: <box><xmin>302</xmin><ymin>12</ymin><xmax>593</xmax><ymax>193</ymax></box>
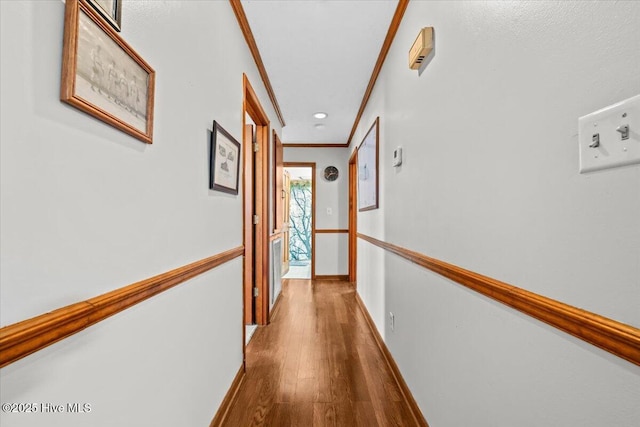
<box><xmin>579</xmin><ymin>94</ymin><xmax>640</xmax><ymax>173</ymax></box>
<box><xmin>393</xmin><ymin>147</ymin><xmax>403</xmax><ymax>167</ymax></box>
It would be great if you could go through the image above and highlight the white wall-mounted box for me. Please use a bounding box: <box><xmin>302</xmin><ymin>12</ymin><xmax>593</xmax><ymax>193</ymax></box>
<box><xmin>409</xmin><ymin>27</ymin><xmax>433</xmax><ymax>70</ymax></box>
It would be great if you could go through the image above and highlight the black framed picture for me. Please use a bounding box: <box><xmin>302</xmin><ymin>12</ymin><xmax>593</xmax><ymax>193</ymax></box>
<box><xmin>210</xmin><ymin>121</ymin><xmax>241</xmax><ymax>195</ymax></box>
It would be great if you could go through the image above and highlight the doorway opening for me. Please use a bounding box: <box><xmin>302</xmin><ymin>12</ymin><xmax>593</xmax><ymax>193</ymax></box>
<box><xmin>283</xmin><ymin>163</ymin><xmax>315</xmax><ymax>279</ymax></box>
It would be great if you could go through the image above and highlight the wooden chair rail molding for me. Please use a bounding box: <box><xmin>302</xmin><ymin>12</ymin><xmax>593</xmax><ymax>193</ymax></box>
<box><xmin>357</xmin><ymin>233</ymin><xmax>640</xmax><ymax>366</ymax></box>
<box><xmin>315</xmin><ymin>229</ymin><xmax>349</xmax><ymax>234</ymax></box>
<box><xmin>0</xmin><ymin>246</ymin><xmax>244</xmax><ymax>368</ymax></box>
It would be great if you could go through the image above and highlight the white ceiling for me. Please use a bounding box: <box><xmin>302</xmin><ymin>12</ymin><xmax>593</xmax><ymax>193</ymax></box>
<box><xmin>241</xmin><ymin>0</ymin><xmax>398</xmax><ymax>144</ymax></box>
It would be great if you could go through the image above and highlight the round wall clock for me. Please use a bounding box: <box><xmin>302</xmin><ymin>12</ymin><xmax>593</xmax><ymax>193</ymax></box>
<box><xmin>324</xmin><ymin>166</ymin><xmax>339</xmax><ymax>181</ymax></box>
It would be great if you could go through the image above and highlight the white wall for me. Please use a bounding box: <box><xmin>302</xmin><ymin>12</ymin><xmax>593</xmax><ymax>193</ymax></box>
<box><xmin>284</xmin><ymin>147</ymin><xmax>349</xmax><ymax>275</ymax></box>
<box><xmin>0</xmin><ymin>261</ymin><xmax>242</xmax><ymax>427</ymax></box>
<box><xmin>0</xmin><ymin>1</ymin><xmax>280</xmax><ymax>425</ymax></box>
<box><xmin>352</xmin><ymin>1</ymin><xmax>640</xmax><ymax>426</ymax></box>
<box><xmin>356</xmin><ymin>238</ymin><xmax>386</xmax><ymax>337</ymax></box>
<box><xmin>354</xmin><ymin>112</ymin><xmax>387</xmax><ymax>332</ymax></box>
<box><xmin>315</xmin><ymin>233</ymin><xmax>348</xmax><ymax>276</ymax></box>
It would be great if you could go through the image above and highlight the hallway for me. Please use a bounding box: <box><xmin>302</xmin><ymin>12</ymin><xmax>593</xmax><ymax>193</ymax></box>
<box><xmin>221</xmin><ymin>280</ymin><xmax>420</xmax><ymax>426</ymax></box>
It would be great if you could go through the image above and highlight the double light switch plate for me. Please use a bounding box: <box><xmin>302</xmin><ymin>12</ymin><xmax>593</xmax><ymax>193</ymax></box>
<box><xmin>578</xmin><ymin>94</ymin><xmax>640</xmax><ymax>173</ymax></box>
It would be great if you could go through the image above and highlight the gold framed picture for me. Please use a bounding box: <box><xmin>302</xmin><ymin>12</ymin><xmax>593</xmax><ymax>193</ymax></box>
<box><xmin>61</xmin><ymin>0</ymin><xmax>155</xmax><ymax>144</ymax></box>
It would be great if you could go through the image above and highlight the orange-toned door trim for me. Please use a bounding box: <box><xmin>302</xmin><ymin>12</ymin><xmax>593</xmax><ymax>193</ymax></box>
<box><xmin>273</xmin><ymin>130</ymin><xmax>284</xmax><ymax>234</ymax></box>
<box><xmin>242</xmin><ymin>124</ymin><xmax>254</xmax><ymax>326</ymax></box>
<box><xmin>242</xmin><ymin>125</ymin><xmax>254</xmax><ymax>325</ymax></box>
<box><xmin>284</xmin><ymin>162</ymin><xmax>316</xmax><ymax>280</ymax></box>
<box><xmin>348</xmin><ymin>150</ymin><xmax>358</xmax><ymax>284</ymax></box>
<box><xmin>243</xmin><ymin>75</ymin><xmax>270</xmax><ymax>329</ymax></box>
<box><xmin>282</xmin><ymin>170</ymin><xmax>291</xmax><ymax>276</ymax></box>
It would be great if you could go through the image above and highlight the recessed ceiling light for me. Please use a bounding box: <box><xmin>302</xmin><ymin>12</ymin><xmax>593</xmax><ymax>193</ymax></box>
<box><xmin>313</xmin><ymin>112</ymin><xmax>328</xmax><ymax>119</ymax></box>
<box><xmin>314</xmin><ymin>124</ymin><xmax>325</xmax><ymax>129</ymax></box>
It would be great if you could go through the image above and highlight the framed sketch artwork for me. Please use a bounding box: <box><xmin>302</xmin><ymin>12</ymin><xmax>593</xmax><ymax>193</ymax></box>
<box><xmin>210</xmin><ymin>121</ymin><xmax>241</xmax><ymax>195</ymax></box>
<box><xmin>87</xmin><ymin>0</ymin><xmax>122</xmax><ymax>32</ymax></box>
<box><xmin>357</xmin><ymin>117</ymin><xmax>380</xmax><ymax>211</ymax></box>
<box><xmin>60</xmin><ymin>0</ymin><xmax>155</xmax><ymax>144</ymax></box>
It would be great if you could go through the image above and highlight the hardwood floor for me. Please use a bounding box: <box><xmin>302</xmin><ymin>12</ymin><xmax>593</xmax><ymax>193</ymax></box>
<box><xmin>221</xmin><ymin>279</ymin><xmax>419</xmax><ymax>426</ymax></box>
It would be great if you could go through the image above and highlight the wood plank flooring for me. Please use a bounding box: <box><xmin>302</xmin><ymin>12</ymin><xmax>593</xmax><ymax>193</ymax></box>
<box><xmin>221</xmin><ymin>279</ymin><xmax>417</xmax><ymax>426</ymax></box>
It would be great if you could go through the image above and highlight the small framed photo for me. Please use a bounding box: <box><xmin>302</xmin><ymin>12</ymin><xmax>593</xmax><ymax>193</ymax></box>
<box><xmin>210</xmin><ymin>121</ymin><xmax>241</xmax><ymax>195</ymax></box>
<box><xmin>357</xmin><ymin>117</ymin><xmax>380</xmax><ymax>211</ymax></box>
<box><xmin>60</xmin><ymin>0</ymin><xmax>155</xmax><ymax>144</ymax></box>
<box><xmin>87</xmin><ymin>0</ymin><xmax>122</xmax><ymax>32</ymax></box>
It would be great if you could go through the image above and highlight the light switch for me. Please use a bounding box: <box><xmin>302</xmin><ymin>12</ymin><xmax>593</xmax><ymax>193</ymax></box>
<box><xmin>579</xmin><ymin>94</ymin><xmax>640</xmax><ymax>173</ymax></box>
<box><xmin>393</xmin><ymin>147</ymin><xmax>403</xmax><ymax>167</ymax></box>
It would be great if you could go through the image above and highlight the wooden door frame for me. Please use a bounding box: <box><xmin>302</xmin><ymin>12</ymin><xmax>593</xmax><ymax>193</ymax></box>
<box><xmin>349</xmin><ymin>150</ymin><xmax>358</xmax><ymax>284</ymax></box>
<box><xmin>281</xmin><ymin>170</ymin><xmax>291</xmax><ymax>276</ymax></box>
<box><xmin>272</xmin><ymin>130</ymin><xmax>284</xmax><ymax>235</ymax></box>
<box><xmin>283</xmin><ymin>162</ymin><xmax>316</xmax><ymax>280</ymax></box>
<box><xmin>243</xmin><ymin>74</ymin><xmax>270</xmax><ymax>329</ymax></box>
